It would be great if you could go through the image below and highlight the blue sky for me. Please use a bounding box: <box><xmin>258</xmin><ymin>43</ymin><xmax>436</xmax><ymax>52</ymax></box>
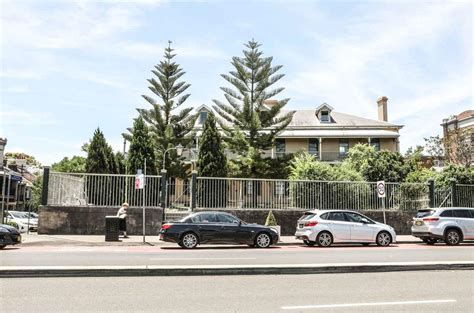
<box><xmin>1</xmin><ymin>0</ymin><xmax>472</xmax><ymax>165</ymax></box>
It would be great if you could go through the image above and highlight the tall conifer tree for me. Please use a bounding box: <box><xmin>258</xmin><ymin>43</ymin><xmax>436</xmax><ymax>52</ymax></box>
<box><xmin>197</xmin><ymin>113</ymin><xmax>227</xmax><ymax>177</ymax></box>
<box><xmin>137</xmin><ymin>41</ymin><xmax>196</xmax><ymax>178</ymax></box>
<box><xmin>213</xmin><ymin>39</ymin><xmax>294</xmax><ymax>177</ymax></box>
<box><xmin>127</xmin><ymin>116</ymin><xmax>157</xmax><ymax>175</ymax></box>
<box><xmin>85</xmin><ymin>128</ymin><xmax>110</xmax><ymax>174</ymax></box>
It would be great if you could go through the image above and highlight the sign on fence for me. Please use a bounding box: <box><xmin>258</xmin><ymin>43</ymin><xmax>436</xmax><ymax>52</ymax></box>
<box><xmin>135</xmin><ymin>170</ymin><xmax>144</xmax><ymax>190</ymax></box>
<box><xmin>377</xmin><ymin>180</ymin><xmax>386</xmax><ymax>198</ymax></box>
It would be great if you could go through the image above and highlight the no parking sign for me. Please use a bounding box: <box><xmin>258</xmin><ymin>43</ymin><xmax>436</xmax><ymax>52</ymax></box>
<box><xmin>377</xmin><ymin>181</ymin><xmax>386</xmax><ymax>198</ymax></box>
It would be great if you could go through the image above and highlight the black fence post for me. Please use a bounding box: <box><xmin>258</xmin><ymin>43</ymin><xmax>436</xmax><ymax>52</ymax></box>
<box><xmin>450</xmin><ymin>178</ymin><xmax>457</xmax><ymax>207</ymax></box>
<box><xmin>160</xmin><ymin>170</ymin><xmax>167</xmax><ymax>208</ymax></box>
<box><xmin>190</xmin><ymin>170</ymin><xmax>197</xmax><ymax>211</ymax></box>
<box><xmin>427</xmin><ymin>178</ymin><xmax>435</xmax><ymax>208</ymax></box>
<box><xmin>41</xmin><ymin>166</ymin><xmax>50</xmax><ymax>206</ymax></box>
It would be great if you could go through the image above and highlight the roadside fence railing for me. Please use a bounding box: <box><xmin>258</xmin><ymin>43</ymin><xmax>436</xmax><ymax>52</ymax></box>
<box><xmin>47</xmin><ymin>172</ymin><xmax>162</xmax><ymax>208</ymax></box>
<box><xmin>43</xmin><ymin>170</ymin><xmax>473</xmax><ymax>212</ymax></box>
<box><xmin>195</xmin><ymin>177</ymin><xmax>429</xmax><ymax>211</ymax></box>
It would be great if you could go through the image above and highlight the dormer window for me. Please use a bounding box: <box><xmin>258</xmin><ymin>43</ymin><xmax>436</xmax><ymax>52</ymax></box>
<box><xmin>199</xmin><ymin>111</ymin><xmax>208</xmax><ymax>125</ymax></box>
<box><xmin>315</xmin><ymin>103</ymin><xmax>334</xmax><ymax>123</ymax></box>
<box><xmin>320</xmin><ymin>111</ymin><xmax>329</xmax><ymax>123</ymax></box>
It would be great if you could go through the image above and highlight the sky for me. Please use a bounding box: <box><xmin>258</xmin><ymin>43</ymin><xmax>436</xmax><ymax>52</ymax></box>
<box><xmin>1</xmin><ymin>0</ymin><xmax>472</xmax><ymax>165</ymax></box>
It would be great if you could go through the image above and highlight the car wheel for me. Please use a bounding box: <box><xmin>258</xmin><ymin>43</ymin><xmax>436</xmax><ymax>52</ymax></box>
<box><xmin>316</xmin><ymin>231</ymin><xmax>333</xmax><ymax>247</ymax></box>
<box><xmin>255</xmin><ymin>233</ymin><xmax>272</xmax><ymax>248</ymax></box>
<box><xmin>422</xmin><ymin>238</ymin><xmax>438</xmax><ymax>245</ymax></box>
<box><xmin>376</xmin><ymin>231</ymin><xmax>392</xmax><ymax>246</ymax></box>
<box><xmin>179</xmin><ymin>232</ymin><xmax>199</xmax><ymax>249</ymax></box>
<box><xmin>303</xmin><ymin>239</ymin><xmax>315</xmax><ymax>247</ymax></box>
<box><xmin>445</xmin><ymin>229</ymin><xmax>461</xmax><ymax>245</ymax></box>
<box><xmin>0</xmin><ymin>245</ymin><xmax>5</xmax><ymax>250</ymax></box>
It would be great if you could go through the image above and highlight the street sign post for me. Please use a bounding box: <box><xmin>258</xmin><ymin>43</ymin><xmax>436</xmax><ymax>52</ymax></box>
<box><xmin>377</xmin><ymin>181</ymin><xmax>387</xmax><ymax>224</ymax></box>
<box><xmin>135</xmin><ymin>161</ymin><xmax>147</xmax><ymax>244</ymax></box>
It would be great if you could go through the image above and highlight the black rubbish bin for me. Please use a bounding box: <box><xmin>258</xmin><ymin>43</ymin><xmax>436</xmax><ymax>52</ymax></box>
<box><xmin>105</xmin><ymin>216</ymin><xmax>120</xmax><ymax>241</ymax></box>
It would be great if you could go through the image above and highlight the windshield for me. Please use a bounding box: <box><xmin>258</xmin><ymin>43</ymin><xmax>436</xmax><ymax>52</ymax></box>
<box><xmin>299</xmin><ymin>212</ymin><xmax>317</xmax><ymax>221</ymax></box>
<box><xmin>416</xmin><ymin>210</ymin><xmax>435</xmax><ymax>218</ymax></box>
<box><xmin>11</xmin><ymin>212</ymin><xmax>27</xmax><ymax>218</ymax></box>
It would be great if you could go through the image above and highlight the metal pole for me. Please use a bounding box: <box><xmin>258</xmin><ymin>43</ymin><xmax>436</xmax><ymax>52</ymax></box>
<box><xmin>382</xmin><ymin>196</ymin><xmax>386</xmax><ymax>224</ymax></box>
<box><xmin>143</xmin><ymin>158</ymin><xmax>146</xmax><ymax>244</ymax></box>
<box><xmin>1</xmin><ymin>171</ymin><xmax>6</xmax><ymax>224</ymax></box>
<box><xmin>27</xmin><ymin>186</ymin><xmax>32</xmax><ymax>235</ymax></box>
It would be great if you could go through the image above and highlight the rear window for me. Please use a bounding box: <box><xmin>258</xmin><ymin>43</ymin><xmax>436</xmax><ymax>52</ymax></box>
<box><xmin>453</xmin><ymin>210</ymin><xmax>472</xmax><ymax>218</ymax></box>
<box><xmin>300</xmin><ymin>212</ymin><xmax>316</xmax><ymax>221</ymax></box>
<box><xmin>416</xmin><ymin>210</ymin><xmax>435</xmax><ymax>218</ymax></box>
<box><xmin>440</xmin><ymin>210</ymin><xmax>453</xmax><ymax>217</ymax></box>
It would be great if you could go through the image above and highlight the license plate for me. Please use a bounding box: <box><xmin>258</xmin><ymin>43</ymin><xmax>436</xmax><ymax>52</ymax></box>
<box><xmin>415</xmin><ymin>221</ymin><xmax>423</xmax><ymax>226</ymax></box>
<box><xmin>16</xmin><ymin>235</ymin><xmax>21</xmax><ymax>242</ymax></box>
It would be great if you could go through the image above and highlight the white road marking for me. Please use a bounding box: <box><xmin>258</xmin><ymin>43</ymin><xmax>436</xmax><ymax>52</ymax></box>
<box><xmin>149</xmin><ymin>257</ymin><xmax>256</xmax><ymax>261</ymax></box>
<box><xmin>281</xmin><ymin>299</ymin><xmax>457</xmax><ymax>310</ymax></box>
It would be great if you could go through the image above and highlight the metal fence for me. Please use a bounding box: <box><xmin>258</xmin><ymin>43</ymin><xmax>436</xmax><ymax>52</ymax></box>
<box><xmin>48</xmin><ymin>172</ymin><xmax>162</xmax><ymax>208</ymax></box>
<box><xmin>456</xmin><ymin>184</ymin><xmax>474</xmax><ymax>207</ymax></box>
<box><xmin>195</xmin><ymin>177</ymin><xmax>429</xmax><ymax>211</ymax></box>
<box><xmin>46</xmin><ymin>172</ymin><xmax>473</xmax><ymax>211</ymax></box>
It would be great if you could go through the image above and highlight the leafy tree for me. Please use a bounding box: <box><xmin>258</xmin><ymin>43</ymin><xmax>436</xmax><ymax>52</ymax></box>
<box><xmin>213</xmin><ymin>39</ymin><xmax>295</xmax><ymax>177</ymax></box>
<box><xmin>197</xmin><ymin>113</ymin><xmax>227</xmax><ymax>177</ymax></box>
<box><xmin>85</xmin><ymin>128</ymin><xmax>111</xmax><ymax>174</ymax></box>
<box><xmin>436</xmin><ymin>164</ymin><xmax>474</xmax><ymax>186</ymax></box>
<box><xmin>423</xmin><ymin>135</ymin><xmax>444</xmax><ymax>163</ymax></box>
<box><xmin>137</xmin><ymin>41</ymin><xmax>196</xmax><ymax>178</ymax></box>
<box><xmin>343</xmin><ymin>144</ymin><xmax>376</xmax><ymax>173</ymax></box>
<box><xmin>52</xmin><ymin>156</ymin><xmax>86</xmax><ymax>173</ymax></box>
<box><xmin>127</xmin><ymin>116</ymin><xmax>157</xmax><ymax>175</ymax></box>
<box><xmin>363</xmin><ymin>151</ymin><xmax>409</xmax><ymax>182</ymax></box>
<box><xmin>288</xmin><ymin>152</ymin><xmax>367</xmax><ymax>209</ymax></box>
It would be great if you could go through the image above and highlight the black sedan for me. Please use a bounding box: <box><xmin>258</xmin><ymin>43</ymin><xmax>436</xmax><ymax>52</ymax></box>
<box><xmin>0</xmin><ymin>224</ymin><xmax>21</xmax><ymax>249</ymax></box>
<box><xmin>159</xmin><ymin>212</ymin><xmax>279</xmax><ymax>249</ymax></box>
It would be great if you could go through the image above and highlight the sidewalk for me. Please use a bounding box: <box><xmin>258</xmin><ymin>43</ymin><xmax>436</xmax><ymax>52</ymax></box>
<box><xmin>20</xmin><ymin>233</ymin><xmax>422</xmax><ymax>247</ymax></box>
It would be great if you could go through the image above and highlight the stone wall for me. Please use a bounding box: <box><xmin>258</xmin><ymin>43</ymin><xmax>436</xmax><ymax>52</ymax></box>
<box><xmin>194</xmin><ymin>209</ymin><xmax>416</xmax><ymax>235</ymax></box>
<box><xmin>38</xmin><ymin>206</ymin><xmax>163</xmax><ymax>235</ymax></box>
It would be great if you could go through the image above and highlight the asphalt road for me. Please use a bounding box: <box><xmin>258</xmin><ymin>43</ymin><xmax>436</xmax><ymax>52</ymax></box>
<box><xmin>1</xmin><ymin>243</ymin><xmax>473</xmax><ymax>267</ymax></box>
<box><xmin>1</xmin><ymin>271</ymin><xmax>472</xmax><ymax>312</ymax></box>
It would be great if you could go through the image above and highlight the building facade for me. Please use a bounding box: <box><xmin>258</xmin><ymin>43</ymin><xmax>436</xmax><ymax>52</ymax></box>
<box><xmin>441</xmin><ymin>110</ymin><xmax>474</xmax><ymax>166</ymax></box>
<box><xmin>193</xmin><ymin>96</ymin><xmax>403</xmax><ymax>163</ymax></box>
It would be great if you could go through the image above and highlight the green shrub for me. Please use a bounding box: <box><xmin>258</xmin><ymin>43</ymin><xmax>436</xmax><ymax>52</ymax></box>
<box><xmin>265</xmin><ymin>210</ymin><xmax>278</xmax><ymax>226</ymax></box>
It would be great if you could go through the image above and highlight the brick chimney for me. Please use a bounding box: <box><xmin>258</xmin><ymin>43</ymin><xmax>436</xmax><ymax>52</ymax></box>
<box><xmin>377</xmin><ymin>96</ymin><xmax>388</xmax><ymax>122</ymax></box>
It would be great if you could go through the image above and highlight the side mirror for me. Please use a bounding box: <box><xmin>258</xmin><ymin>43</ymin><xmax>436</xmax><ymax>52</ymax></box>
<box><xmin>238</xmin><ymin>221</ymin><xmax>242</xmax><ymax>226</ymax></box>
<box><xmin>360</xmin><ymin>218</ymin><xmax>369</xmax><ymax>224</ymax></box>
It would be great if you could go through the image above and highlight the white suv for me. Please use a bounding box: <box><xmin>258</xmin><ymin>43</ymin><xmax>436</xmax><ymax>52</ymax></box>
<box><xmin>294</xmin><ymin>210</ymin><xmax>397</xmax><ymax>247</ymax></box>
<box><xmin>411</xmin><ymin>207</ymin><xmax>474</xmax><ymax>245</ymax></box>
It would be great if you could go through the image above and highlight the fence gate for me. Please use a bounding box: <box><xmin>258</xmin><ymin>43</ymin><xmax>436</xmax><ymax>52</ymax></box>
<box><xmin>164</xmin><ymin>177</ymin><xmax>191</xmax><ymax>221</ymax></box>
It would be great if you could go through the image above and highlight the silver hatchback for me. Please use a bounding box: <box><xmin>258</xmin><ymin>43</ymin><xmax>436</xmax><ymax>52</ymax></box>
<box><xmin>411</xmin><ymin>207</ymin><xmax>474</xmax><ymax>245</ymax></box>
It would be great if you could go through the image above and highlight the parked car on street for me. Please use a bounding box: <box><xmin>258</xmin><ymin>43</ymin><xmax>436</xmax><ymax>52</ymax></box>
<box><xmin>294</xmin><ymin>210</ymin><xmax>397</xmax><ymax>247</ymax></box>
<box><xmin>6</xmin><ymin>211</ymin><xmax>38</xmax><ymax>233</ymax></box>
<box><xmin>0</xmin><ymin>223</ymin><xmax>22</xmax><ymax>249</ymax></box>
<box><xmin>411</xmin><ymin>207</ymin><xmax>474</xmax><ymax>245</ymax></box>
<box><xmin>159</xmin><ymin>211</ymin><xmax>279</xmax><ymax>249</ymax></box>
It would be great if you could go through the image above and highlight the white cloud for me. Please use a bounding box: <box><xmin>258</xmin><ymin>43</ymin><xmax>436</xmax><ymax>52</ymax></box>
<box><xmin>285</xmin><ymin>1</ymin><xmax>472</xmax><ymax>151</ymax></box>
<box><xmin>1</xmin><ymin>1</ymin><xmax>144</xmax><ymax>50</ymax></box>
